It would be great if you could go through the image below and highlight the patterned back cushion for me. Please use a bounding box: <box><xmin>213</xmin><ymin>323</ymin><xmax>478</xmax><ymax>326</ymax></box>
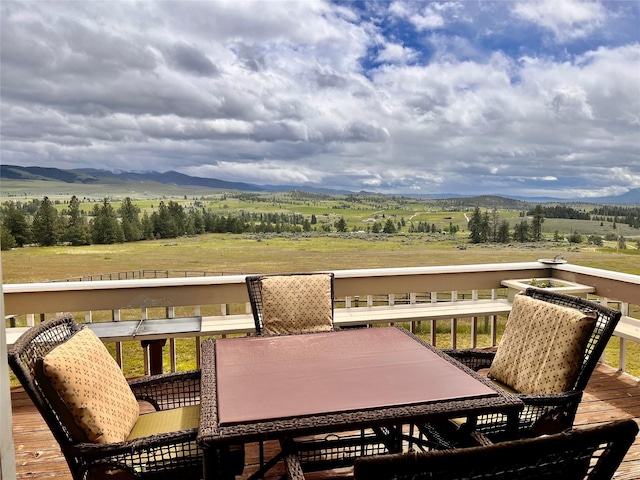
<box><xmin>41</xmin><ymin>327</ymin><xmax>140</xmax><ymax>443</ymax></box>
<box><xmin>488</xmin><ymin>294</ymin><xmax>597</xmax><ymax>395</ymax></box>
<box><xmin>261</xmin><ymin>274</ymin><xmax>334</xmax><ymax>335</ymax></box>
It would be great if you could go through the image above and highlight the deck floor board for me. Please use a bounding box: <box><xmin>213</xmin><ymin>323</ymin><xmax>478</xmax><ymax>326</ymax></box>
<box><xmin>10</xmin><ymin>363</ymin><xmax>640</xmax><ymax>479</ymax></box>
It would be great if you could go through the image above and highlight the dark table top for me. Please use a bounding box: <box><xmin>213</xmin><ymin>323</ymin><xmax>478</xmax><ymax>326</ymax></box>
<box><xmin>198</xmin><ymin>326</ymin><xmax>523</xmax><ymax>446</ymax></box>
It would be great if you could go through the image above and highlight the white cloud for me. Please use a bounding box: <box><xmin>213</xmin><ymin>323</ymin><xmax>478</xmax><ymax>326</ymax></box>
<box><xmin>376</xmin><ymin>42</ymin><xmax>418</xmax><ymax>64</ymax></box>
<box><xmin>390</xmin><ymin>1</ymin><xmax>463</xmax><ymax>30</ymax></box>
<box><xmin>186</xmin><ymin>160</ymin><xmax>317</xmax><ymax>185</ymax></box>
<box><xmin>511</xmin><ymin>0</ymin><xmax>608</xmax><ymax>42</ymax></box>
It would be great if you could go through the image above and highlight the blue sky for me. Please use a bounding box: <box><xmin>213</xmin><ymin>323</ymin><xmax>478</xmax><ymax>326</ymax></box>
<box><xmin>1</xmin><ymin>1</ymin><xmax>639</xmax><ymax>199</ymax></box>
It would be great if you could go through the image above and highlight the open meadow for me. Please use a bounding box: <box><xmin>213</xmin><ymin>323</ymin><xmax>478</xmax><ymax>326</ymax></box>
<box><xmin>2</xmin><ymin>232</ymin><xmax>639</xmax><ymax>284</ymax></box>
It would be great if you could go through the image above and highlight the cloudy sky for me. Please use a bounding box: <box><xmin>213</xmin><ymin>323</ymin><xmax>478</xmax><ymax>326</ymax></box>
<box><xmin>1</xmin><ymin>1</ymin><xmax>639</xmax><ymax>198</ymax></box>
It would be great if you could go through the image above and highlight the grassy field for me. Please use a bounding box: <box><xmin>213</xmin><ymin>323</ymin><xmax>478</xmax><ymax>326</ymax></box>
<box><xmin>2</xmin><ymin>233</ymin><xmax>639</xmax><ymax>284</ymax></box>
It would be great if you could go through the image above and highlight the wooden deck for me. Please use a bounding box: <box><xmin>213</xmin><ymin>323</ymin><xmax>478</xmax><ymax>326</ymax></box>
<box><xmin>10</xmin><ymin>363</ymin><xmax>640</xmax><ymax>480</ymax></box>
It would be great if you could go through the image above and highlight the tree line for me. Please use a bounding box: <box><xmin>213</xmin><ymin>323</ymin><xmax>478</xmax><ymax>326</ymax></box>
<box><xmin>0</xmin><ymin>196</ymin><xmax>405</xmax><ymax>250</ymax></box>
<box><xmin>468</xmin><ymin>205</ymin><xmax>635</xmax><ymax>248</ymax></box>
<box><xmin>526</xmin><ymin>204</ymin><xmax>639</xmax><ymax>229</ymax></box>
<box><xmin>591</xmin><ymin>205</ymin><xmax>640</xmax><ymax>229</ymax></box>
<box><xmin>468</xmin><ymin>205</ymin><xmax>546</xmax><ymax>243</ymax></box>
<box><xmin>1</xmin><ymin>196</ymin><xmax>314</xmax><ymax>249</ymax></box>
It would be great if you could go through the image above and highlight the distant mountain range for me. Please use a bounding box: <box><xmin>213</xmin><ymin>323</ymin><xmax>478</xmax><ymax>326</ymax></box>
<box><xmin>1</xmin><ymin>164</ymin><xmax>263</xmax><ymax>192</ymax></box>
<box><xmin>1</xmin><ymin>164</ymin><xmax>638</xmax><ymax>205</ymax></box>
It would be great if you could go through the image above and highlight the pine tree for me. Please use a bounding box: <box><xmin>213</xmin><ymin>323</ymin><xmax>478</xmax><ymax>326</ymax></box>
<box><xmin>119</xmin><ymin>197</ymin><xmax>143</xmax><ymax>242</ymax></box>
<box><xmin>167</xmin><ymin>201</ymin><xmax>186</xmax><ymax>236</ymax></box>
<box><xmin>32</xmin><ymin>196</ymin><xmax>60</xmax><ymax>246</ymax></box>
<box><xmin>513</xmin><ymin>219</ymin><xmax>530</xmax><ymax>242</ymax></box>
<box><xmin>497</xmin><ymin>220</ymin><xmax>510</xmax><ymax>243</ymax></box>
<box><xmin>153</xmin><ymin>201</ymin><xmax>178</xmax><ymax>238</ymax></box>
<box><xmin>190</xmin><ymin>209</ymin><xmax>206</xmax><ymax>234</ymax></box>
<box><xmin>92</xmin><ymin>198</ymin><xmax>124</xmax><ymax>244</ymax></box>
<box><xmin>383</xmin><ymin>218</ymin><xmax>396</xmax><ymax>233</ymax></box>
<box><xmin>481</xmin><ymin>211</ymin><xmax>490</xmax><ymax>241</ymax></box>
<box><xmin>141</xmin><ymin>211</ymin><xmax>155</xmax><ymax>239</ymax></box>
<box><xmin>531</xmin><ymin>205</ymin><xmax>545</xmax><ymax>242</ymax></box>
<box><xmin>1</xmin><ymin>225</ymin><xmax>16</xmax><ymax>250</ymax></box>
<box><xmin>490</xmin><ymin>207</ymin><xmax>500</xmax><ymax>242</ymax></box>
<box><xmin>2</xmin><ymin>201</ymin><xmax>31</xmax><ymax>246</ymax></box>
<box><xmin>65</xmin><ymin>196</ymin><xmax>91</xmax><ymax>245</ymax></box>
<box><xmin>468</xmin><ymin>206</ymin><xmax>487</xmax><ymax>243</ymax></box>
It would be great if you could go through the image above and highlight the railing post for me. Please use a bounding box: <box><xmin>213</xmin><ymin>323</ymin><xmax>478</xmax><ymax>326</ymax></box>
<box><xmin>167</xmin><ymin>307</ymin><xmax>177</xmax><ymax>373</ymax></box>
<box><xmin>195</xmin><ymin>305</ymin><xmax>202</xmax><ymax>369</ymax></box>
<box><xmin>471</xmin><ymin>290</ymin><xmax>478</xmax><ymax>349</ymax></box>
<box><xmin>619</xmin><ymin>338</ymin><xmax>627</xmax><ymax>373</ymax></box>
<box><xmin>430</xmin><ymin>292</ymin><xmax>437</xmax><ymax>346</ymax></box>
<box><xmin>450</xmin><ymin>291</ymin><xmax>458</xmax><ymax>349</ymax></box>
<box><xmin>112</xmin><ymin>310</ymin><xmax>123</xmax><ymax>369</ymax></box>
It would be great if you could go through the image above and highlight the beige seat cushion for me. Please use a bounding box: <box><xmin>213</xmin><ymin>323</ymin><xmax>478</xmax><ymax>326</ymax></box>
<box><xmin>128</xmin><ymin>405</ymin><xmax>200</xmax><ymax>440</ymax></box>
<box><xmin>128</xmin><ymin>404</ymin><xmax>244</xmax><ymax>475</ymax></box>
<box><xmin>41</xmin><ymin>327</ymin><xmax>140</xmax><ymax>443</ymax></box>
<box><xmin>261</xmin><ymin>274</ymin><xmax>333</xmax><ymax>335</ymax></box>
<box><xmin>488</xmin><ymin>294</ymin><xmax>597</xmax><ymax>395</ymax></box>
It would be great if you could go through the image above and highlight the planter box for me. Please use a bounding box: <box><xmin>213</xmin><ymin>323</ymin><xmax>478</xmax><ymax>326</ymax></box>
<box><xmin>501</xmin><ymin>278</ymin><xmax>595</xmax><ymax>301</ymax></box>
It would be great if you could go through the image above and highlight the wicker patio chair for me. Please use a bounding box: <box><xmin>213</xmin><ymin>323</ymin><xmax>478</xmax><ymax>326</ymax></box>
<box><xmin>245</xmin><ymin>273</ymin><xmax>393</xmax><ymax>473</ymax></box>
<box><xmin>347</xmin><ymin>419</ymin><xmax>638</xmax><ymax>480</ymax></box>
<box><xmin>436</xmin><ymin>288</ymin><xmax>622</xmax><ymax>443</ymax></box>
<box><xmin>246</xmin><ymin>272</ymin><xmax>335</xmax><ymax>336</ymax></box>
<box><xmin>8</xmin><ymin>313</ymin><xmax>245</xmax><ymax>480</ymax></box>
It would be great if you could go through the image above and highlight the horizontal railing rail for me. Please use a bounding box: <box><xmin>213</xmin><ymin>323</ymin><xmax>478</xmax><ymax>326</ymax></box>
<box><xmin>49</xmin><ymin>269</ymin><xmax>245</xmax><ymax>282</ymax></box>
<box><xmin>4</xmin><ymin>261</ymin><xmax>640</xmax><ymax>376</ymax></box>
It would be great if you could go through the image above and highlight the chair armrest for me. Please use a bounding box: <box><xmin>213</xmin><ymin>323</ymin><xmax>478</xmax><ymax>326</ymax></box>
<box><xmin>129</xmin><ymin>370</ymin><xmax>200</xmax><ymax>410</ymax></box>
<box><xmin>518</xmin><ymin>389</ymin><xmax>582</xmax><ymax>406</ymax></box>
<box><xmin>443</xmin><ymin>349</ymin><xmax>496</xmax><ymax>371</ymax></box>
<box><xmin>64</xmin><ymin>428</ymin><xmax>197</xmax><ymax>460</ymax></box>
<box><xmin>519</xmin><ymin>390</ymin><xmax>583</xmax><ymax>436</ymax></box>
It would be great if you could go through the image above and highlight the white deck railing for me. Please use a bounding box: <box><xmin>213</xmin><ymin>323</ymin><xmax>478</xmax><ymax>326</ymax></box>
<box><xmin>4</xmin><ymin>261</ymin><xmax>640</xmax><ymax>374</ymax></box>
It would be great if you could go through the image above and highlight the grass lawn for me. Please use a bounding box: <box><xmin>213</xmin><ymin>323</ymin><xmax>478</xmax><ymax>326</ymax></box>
<box><xmin>3</xmin><ymin>232</ymin><xmax>639</xmax><ymax>284</ymax></box>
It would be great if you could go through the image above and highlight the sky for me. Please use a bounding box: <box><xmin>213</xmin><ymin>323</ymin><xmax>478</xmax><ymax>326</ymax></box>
<box><xmin>1</xmin><ymin>1</ymin><xmax>639</xmax><ymax>199</ymax></box>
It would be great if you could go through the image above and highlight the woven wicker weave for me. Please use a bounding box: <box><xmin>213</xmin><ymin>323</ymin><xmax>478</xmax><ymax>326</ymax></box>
<box><xmin>8</xmin><ymin>314</ymin><xmax>244</xmax><ymax>480</ymax></box>
<box><xmin>346</xmin><ymin>419</ymin><xmax>637</xmax><ymax>480</ymax></box>
<box><xmin>441</xmin><ymin>288</ymin><xmax>622</xmax><ymax>441</ymax></box>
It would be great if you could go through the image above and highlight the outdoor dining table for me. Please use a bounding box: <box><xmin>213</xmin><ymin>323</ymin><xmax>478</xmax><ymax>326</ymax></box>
<box><xmin>197</xmin><ymin>326</ymin><xmax>524</xmax><ymax>479</ymax></box>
